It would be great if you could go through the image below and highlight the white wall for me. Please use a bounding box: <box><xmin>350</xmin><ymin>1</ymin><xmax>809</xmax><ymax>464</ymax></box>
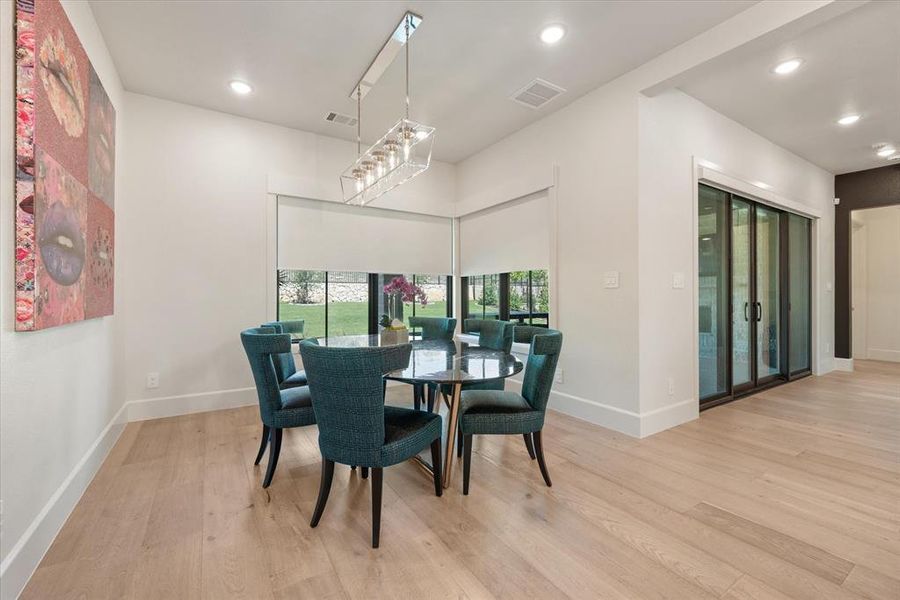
<box><xmin>0</xmin><ymin>2</ymin><xmax>126</xmax><ymax>597</ymax></box>
<box><xmin>852</xmin><ymin>207</ymin><xmax>900</xmax><ymax>362</ymax></box>
<box><xmin>457</xmin><ymin>79</ymin><xmax>642</xmax><ymax>434</ymax></box>
<box><xmin>117</xmin><ymin>93</ymin><xmax>456</xmax><ymax>418</ymax></box>
<box><xmin>637</xmin><ymin>89</ymin><xmax>835</xmax><ymax>426</ymax></box>
<box><xmin>456</xmin><ymin>3</ymin><xmax>840</xmax><ymax>437</ymax></box>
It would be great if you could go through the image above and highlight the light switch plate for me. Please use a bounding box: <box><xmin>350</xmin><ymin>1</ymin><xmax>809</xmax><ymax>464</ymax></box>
<box><xmin>672</xmin><ymin>272</ymin><xmax>685</xmax><ymax>289</ymax></box>
<box><xmin>603</xmin><ymin>271</ymin><xmax>620</xmax><ymax>289</ymax></box>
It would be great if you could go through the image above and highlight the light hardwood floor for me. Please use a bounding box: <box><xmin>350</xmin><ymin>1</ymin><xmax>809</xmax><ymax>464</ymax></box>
<box><xmin>22</xmin><ymin>360</ymin><xmax>900</xmax><ymax>599</ymax></box>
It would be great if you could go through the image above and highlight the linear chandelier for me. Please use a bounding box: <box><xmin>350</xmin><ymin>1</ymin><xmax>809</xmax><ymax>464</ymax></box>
<box><xmin>341</xmin><ymin>12</ymin><xmax>435</xmax><ymax>206</ymax></box>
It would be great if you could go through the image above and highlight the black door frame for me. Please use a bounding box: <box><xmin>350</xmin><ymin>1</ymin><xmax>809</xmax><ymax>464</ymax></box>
<box><xmin>699</xmin><ymin>185</ymin><xmax>812</xmax><ymax>410</ymax></box>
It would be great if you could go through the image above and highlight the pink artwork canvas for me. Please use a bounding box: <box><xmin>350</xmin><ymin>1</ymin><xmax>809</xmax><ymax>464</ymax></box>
<box><xmin>15</xmin><ymin>0</ymin><xmax>115</xmax><ymax>331</ymax></box>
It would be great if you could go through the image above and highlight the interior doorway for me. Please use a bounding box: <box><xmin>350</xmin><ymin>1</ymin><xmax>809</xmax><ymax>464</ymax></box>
<box><xmin>850</xmin><ymin>206</ymin><xmax>900</xmax><ymax>363</ymax></box>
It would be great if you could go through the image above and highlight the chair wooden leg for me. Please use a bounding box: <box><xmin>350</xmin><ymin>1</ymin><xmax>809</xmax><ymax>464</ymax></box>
<box><xmin>254</xmin><ymin>424</ymin><xmax>270</xmax><ymax>465</ymax></box>
<box><xmin>413</xmin><ymin>384</ymin><xmax>422</xmax><ymax>411</ymax></box>
<box><xmin>310</xmin><ymin>458</ymin><xmax>334</xmax><ymax>527</ymax></box>
<box><xmin>523</xmin><ymin>433</ymin><xmax>536</xmax><ymax>460</ymax></box>
<box><xmin>426</xmin><ymin>385</ymin><xmax>436</xmax><ymax>412</ymax></box>
<box><xmin>430</xmin><ymin>438</ymin><xmax>443</xmax><ymax>497</ymax></box>
<box><xmin>462</xmin><ymin>434</ymin><xmax>473</xmax><ymax>495</ymax></box>
<box><xmin>533</xmin><ymin>430</ymin><xmax>552</xmax><ymax>487</ymax></box>
<box><xmin>361</xmin><ymin>467</ymin><xmax>369</xmax><ymax>479</ymax></box>
<box><xmin>371</xmin><ymin>468</ymin><xmax>383</xmax><ymax>548</ymax></box>
<box><xmin>457</xmin><ymin>427</ymin><xmax>463</xmax><ymax>458</ymax></box>
<box><xmin>262</xmin><ymin>428</ymin><xmax>282</xmax><ymax>488</ymax></box>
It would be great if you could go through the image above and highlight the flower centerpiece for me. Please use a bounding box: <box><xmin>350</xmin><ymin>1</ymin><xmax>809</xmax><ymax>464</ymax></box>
<box><xmin>379</xmin><ymin>275</ymin><xmax>427</xmax><ymax>345</ymax></box>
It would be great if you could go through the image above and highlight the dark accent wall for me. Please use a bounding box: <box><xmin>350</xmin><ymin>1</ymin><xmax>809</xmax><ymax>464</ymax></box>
<box><xmin>833</xmin><ymin>164</ymin><xmax>900</xmax><ymax>358</ymax></box>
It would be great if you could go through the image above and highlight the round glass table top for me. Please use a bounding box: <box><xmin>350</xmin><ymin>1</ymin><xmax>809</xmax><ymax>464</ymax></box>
<box><xmin>315</xmin><ymin>335</ymin><xmax>523</xmax><ymax>385</ymax></box>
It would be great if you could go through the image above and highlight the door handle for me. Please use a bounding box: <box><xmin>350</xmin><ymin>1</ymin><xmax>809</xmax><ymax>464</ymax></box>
<box><xmin>756</xmin><ymin>302</ymin><xmax>762</xmax><ymax>322</ymax></box>
<box><xmin>744</xmin><ymin>302</ymin><xmax>749</xmax><ymax>321</ymax></box>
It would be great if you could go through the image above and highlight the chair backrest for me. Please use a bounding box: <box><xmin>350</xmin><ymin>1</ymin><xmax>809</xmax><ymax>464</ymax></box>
<box><xmin>477</xmin><ymin>320</ymin><xmax>513</xmax><ymax>353</ymax></box>
<box><xmin>408</xmin><ymin>316</ymin><xmax>457</xmax><ymax>341</ymax></box>
<box><xmin>521</xmin><ymin>329</ymin><xmax>563</xmax><ymax>413</ymax></box>
<box><xmin>261</xmin><ymin>321</ymin><xmax>298</xmax><ymax>383</ymax></box>
<box><xmin>512</xmin><ymin>324</ymin><xmax>549</xmax><ymax>344</ymax></box>
<box><xmin>463</xmin><ymin>318</ymin><xmax>488</xmax><ymax>334</ymax></box>
<box><xmin>277</xmin><ymin>319</ymin><xmax>305</xmax><ymax>337</ymax></box>
<box><xmin>299</xmin><ymin>340</ymin><xmax>412</xmax><ymax>464</ymax></box>
<box><xmin>241</xmin><ymin>327</ymin><xmax>291</xmax><ymax>425</ymax></box>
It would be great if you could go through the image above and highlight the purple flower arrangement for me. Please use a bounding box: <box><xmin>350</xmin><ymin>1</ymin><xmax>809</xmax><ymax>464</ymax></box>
<box><xmin>380</xmin><ymin>275</ymin><xmax>427</xmax><ymax>328</ymax></box>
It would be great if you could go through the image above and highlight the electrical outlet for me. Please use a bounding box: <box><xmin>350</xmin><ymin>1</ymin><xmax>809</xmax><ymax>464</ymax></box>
<box><xmin>555</xmin><ymin>368</ymin><xmax>564</xmax><ymax>384</ymax></box>
<box><xmin>667</xmin><ymin>378</ymin><xmax>675</xmax><ymax>396</ymax></box>
<box><xmin>825</xmin><ymin>342</ymin><xmax>831</xmax><ymax>353</ymax></box>
<box><xmin>603</xmin><ymin>271</ymin><xmax>620</xmax><ymax>289</ymax></box>
<box><xmin>672</xmin><ymin>272</ymin><xmax>685</xmax><ymax>289</ymax></box>
<box><xmin>1</xmin><ymin>499</ymin><xmax>4</xmax><ymax>533</ymax></box>
<box><xmin>146</xmin><ymin>372</ymin><xmax>160</xmax><ymax>389</ymax></box>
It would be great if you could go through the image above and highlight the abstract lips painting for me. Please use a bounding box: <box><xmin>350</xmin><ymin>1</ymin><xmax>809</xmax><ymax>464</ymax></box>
<box><xmin>15</xmin><ymin>0</ymin><xmax>115</xmax><ymax>331</ymax></box>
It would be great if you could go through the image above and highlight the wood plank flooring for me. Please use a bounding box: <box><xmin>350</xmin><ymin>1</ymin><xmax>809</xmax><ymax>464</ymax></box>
<box><xmin>21</xmin><ymin>360</ymin><xmax>900</xmax><ymax>599</ymax></box>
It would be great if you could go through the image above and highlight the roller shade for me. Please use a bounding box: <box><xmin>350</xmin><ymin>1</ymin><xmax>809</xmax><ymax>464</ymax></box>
<box><xmin>277</xmin><ymin>196</ymin><xmax>453</xmax><ymax>274</ymax></box>
<box><xmin>459</xmin><ymin>190</ymin><xmax>550</xmax><ymax>276</ymax></box>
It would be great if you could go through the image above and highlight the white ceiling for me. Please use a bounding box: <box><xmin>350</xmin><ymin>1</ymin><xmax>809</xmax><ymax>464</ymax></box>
<box><xmin>679</xmin><ymin>1</ymin><xmax>900</xmax><ymax>175</ymax></box>
<box><xmin>89</xmin><ymin>0</ymin><xmax>756</xmax><ymax>163</ymax></box>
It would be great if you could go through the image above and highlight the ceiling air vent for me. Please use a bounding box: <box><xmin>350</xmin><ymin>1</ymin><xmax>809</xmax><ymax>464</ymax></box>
<box><xmin>510</xmin><ymin>78</ymin><xmax>565</xmax><ymax>109</ymax></box>
<box><xmin>324</xmin><ymin>111</ymin><xmax>358</xmax><ymax>127</ymax></box>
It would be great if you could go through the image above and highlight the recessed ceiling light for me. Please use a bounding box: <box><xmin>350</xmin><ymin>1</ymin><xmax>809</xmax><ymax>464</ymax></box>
<box><xmin>837</xmin><ymin>114</ymin><xmax>861</xmax><ymax>126</ymax></box>
<box><xmin>540</xmin><ymin>24</ymin><xmax>566</xmax><ymax>45</ymax></box>
<box><xmin>229</xmin><ymin>80</ymin><xmax>253</xmax><ymax>95</ymax></box>
<box><xmin>772</xmin><ymin>58</ymin><xmax>803</xmax><ymax>75</ymax></box>
<box><xmin>876</xmin><ymin>146</ymin><xmax>896</xmax><ymax>158</ymax></box>
<box><xmin>753</xmin><ymin>181</ymin><xmax>772</xmax><ymax>190</ymax></box>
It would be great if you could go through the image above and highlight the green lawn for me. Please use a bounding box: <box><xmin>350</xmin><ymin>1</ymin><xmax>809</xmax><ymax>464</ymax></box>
<box><xmin>278</xmin><ymin>301</ymin><xmax>450</xmax><ymax>338</ymax></box>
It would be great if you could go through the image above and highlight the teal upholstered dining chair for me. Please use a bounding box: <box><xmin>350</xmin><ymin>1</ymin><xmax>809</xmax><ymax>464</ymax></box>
<box><xmin>512</xmin><ymin>324</ymin><xmax>549</xmax><ymax>344</ymax></box>
<box><xmin>458</xmin><ymin>329</ymin><xmax>562</xmax><ymax>494</ymax></box>
<box><xmin>261</xmin><ymin>321</ymin><xmax>308</xmax><ymax>389</ymax></box>
<box><xmin>299</xmin><ymin>339</ymin><xmax>443</xmax><ymax>548</ymax></box>
<box><xmin>241</xmin><ymin>327</ymin><xmax>317</xmax><ymax>488</ymax></box>
<box><xmin>407</xmin><ymin>316</ymin><xmax>457</xmax><ymax>411</ymax></box>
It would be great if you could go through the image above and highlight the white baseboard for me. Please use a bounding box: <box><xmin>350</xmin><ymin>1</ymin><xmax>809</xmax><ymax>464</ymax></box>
<box><xmin>506</xmin><ymin>379</ymin><xmax>695</xmax><ymax>438</ymax></box>
<box><xmin>126</xmin><ymin>387</ymin><xmax>257</xmax><ymax>422</ymax></box>
<box><xmin>866</xmin><ymin>348</ymin><xmax>900</xmax><ymax>363</ymax></box>
<box><xmin>639</xmin><ymin>398</ymin><xmax>698</xmax><ymax>438</ymax></box>
<box><xmin>0</xmin><ymin>404</ymin><xmax>128</xmax><ymax>600</ymax></box>
<box><xmin>833</xmin><ymin>357</ymin><xmax>854</xmax><ymax>372</ymax></box>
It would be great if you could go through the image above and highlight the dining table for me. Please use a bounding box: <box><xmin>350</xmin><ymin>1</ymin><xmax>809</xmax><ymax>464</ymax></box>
<box><xmin>316</xmin><ymin>334</ymin><xmax>524</xmax><ymax>488</ymax></box>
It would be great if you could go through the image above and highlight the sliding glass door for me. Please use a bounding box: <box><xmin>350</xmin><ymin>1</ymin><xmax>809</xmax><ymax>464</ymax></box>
<box><xmin>732</xmin><ymin>199</ymin><xmax>752</xmax><ymax>392</ymax></box>
<box><xmin>699</xmin><ymin>184</ymin><xmax>812</xmax><ymax>408</ymax></box>
<box><xmin>788</xmin><ymin>214</ymin><xmax>812</xmax><ymax>375</ymax></box>
<box><xmin>756</xmin><ymin>206</ymin><xmax>782</xmax><ymax>383</ymax></box>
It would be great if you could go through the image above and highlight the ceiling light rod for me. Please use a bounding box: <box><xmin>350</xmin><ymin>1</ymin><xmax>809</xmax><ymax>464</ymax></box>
<box><xmin>349</xmin><ymin>11</ymin><xmax>422</xmax><ymax>100</ymax></box>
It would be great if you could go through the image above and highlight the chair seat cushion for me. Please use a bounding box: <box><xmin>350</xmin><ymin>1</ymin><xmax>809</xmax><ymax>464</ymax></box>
<box><xmin>279</xmin><ymin>370</ymin><xmax>308</xmax><ymax>389</ymax></box>
<box><xmin>380</xmin><ymin>406</ymin><xmax>442</xmax><ymax>467</ymax></box>
<box><xmin>458</xmin><ymin>390</ymin><xmax>544</xmax><ymax>435</ymax></box>
<box><xmin>439</xmin><ymin>378</ymin><xmax>504</xmax><ymax>398</ymax></box>
<box><xmin>280</xmin><ymin>385</ymin><xmax>312</xmax><ymax>409</ymax></box>
<box><xmin>271</xmin><ymin>386</ymin><xmax>316</xmax><ymax>429</ymax></box>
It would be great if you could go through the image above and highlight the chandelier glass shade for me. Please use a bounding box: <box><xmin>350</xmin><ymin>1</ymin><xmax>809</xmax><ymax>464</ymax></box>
<box><xmin>341</xmin><ymin>11</ymin><xmax>433</xmax><ymax>206</ymax></box>
<box><xmin>340</xmin><ymin>118</ymin><xmax>434</xmax><ymax>205</ymax></box>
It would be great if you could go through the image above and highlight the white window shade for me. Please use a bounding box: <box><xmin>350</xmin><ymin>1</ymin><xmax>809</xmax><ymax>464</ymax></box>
<box><xmin>459</xmin><ymin>190</ymin><xmax>550</xmax><ymax>276</ymax></box>
<box><xmin>278</xmin><ymin>196</ymin><xmax>452</xmax><ymax>274</ymax></box>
